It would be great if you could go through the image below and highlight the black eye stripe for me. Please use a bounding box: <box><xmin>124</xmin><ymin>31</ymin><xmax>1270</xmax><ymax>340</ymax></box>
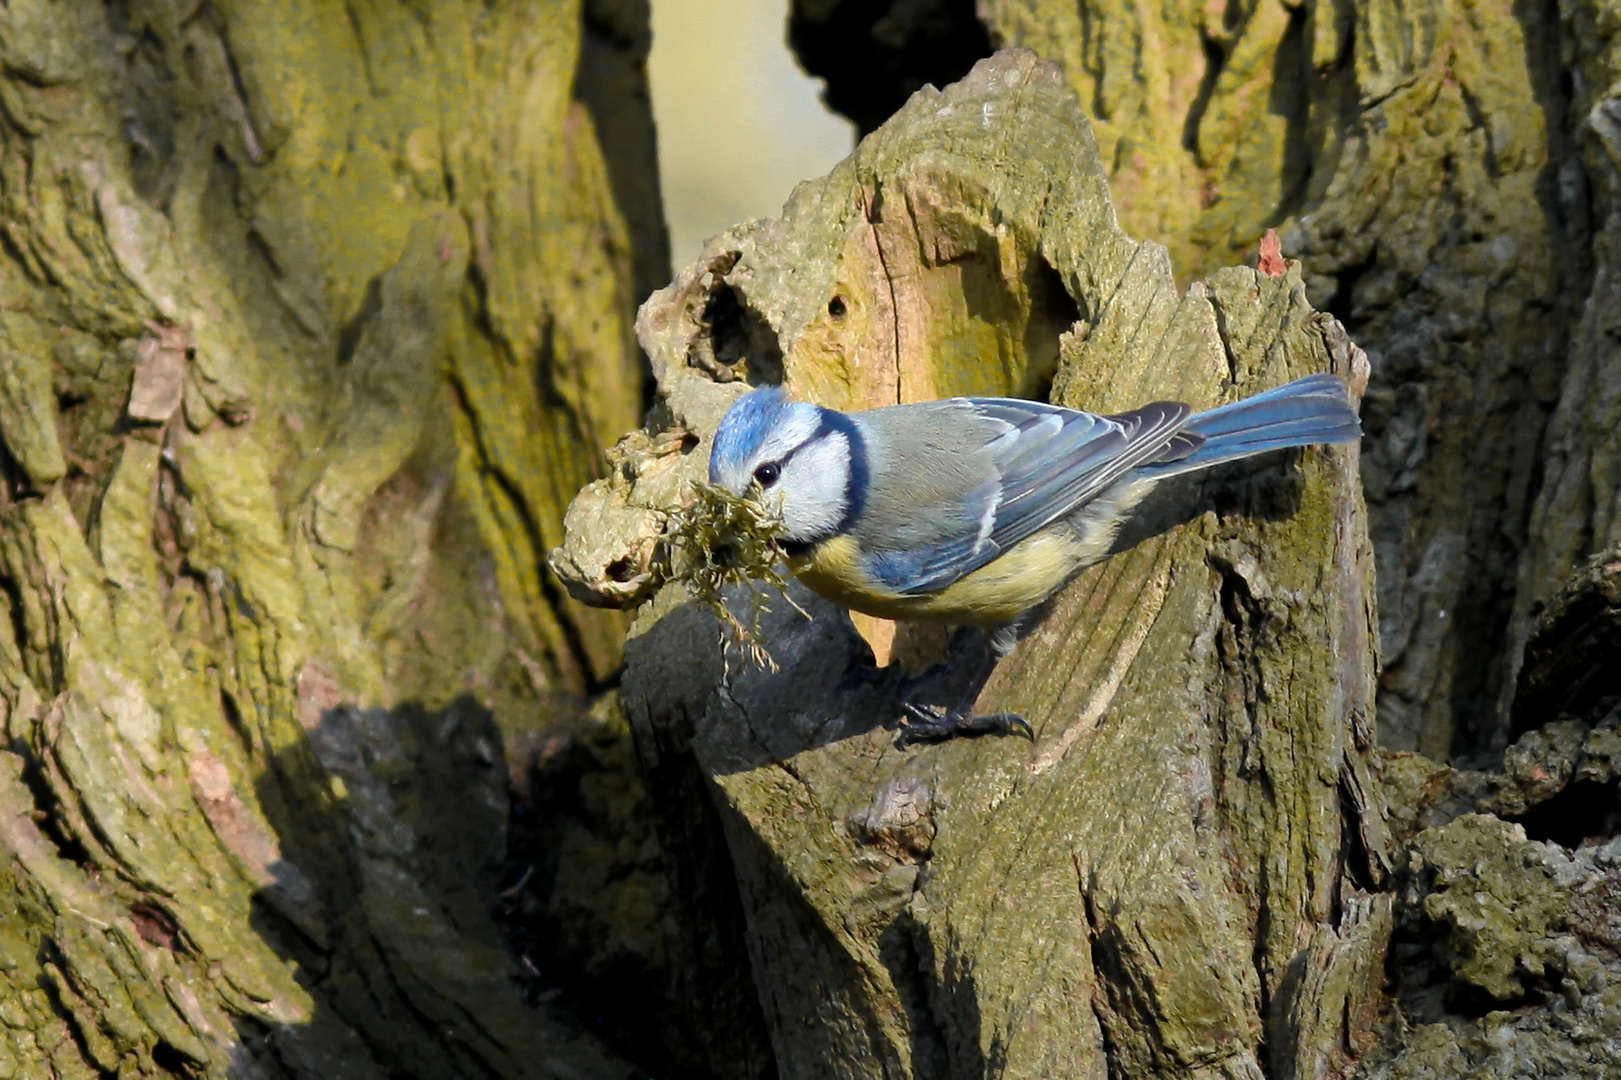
<box><xmin>766</xmin><ymin>431</ymin><xmax>817</xmax><ymax>472</ymax></box>
<box><xmin>811</xmin><ymin>411</ymin><xmax>865</xmax><ymax>533</ymax></box>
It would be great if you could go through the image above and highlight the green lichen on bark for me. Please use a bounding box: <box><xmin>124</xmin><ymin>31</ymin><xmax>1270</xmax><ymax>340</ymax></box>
<box><xmin>0</xmin><ymin>0</ymin><xmax>658</xmax><ymax>1075</ymax></box>
<box><xmin>1369</xmin><ymin>792</ymin><xmax>1621</xmax><ymax>1078</ymax></box>
<box><xmin>1405</xmin><ymin>814</ymin><xmax>1575</xmax><ymax>1002</ymax></box>
<box><xmin>1369</xmin><ymin>631</ymin><xmax>1621</xmax><ymax>1079</ymax></box>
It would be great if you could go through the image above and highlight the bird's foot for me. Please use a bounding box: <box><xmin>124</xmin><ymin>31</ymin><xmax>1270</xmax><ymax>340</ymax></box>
<box><xmin>896</xmin><ymin>702</ymin><xmax>1033</xmax><ymax>748</ymax></box>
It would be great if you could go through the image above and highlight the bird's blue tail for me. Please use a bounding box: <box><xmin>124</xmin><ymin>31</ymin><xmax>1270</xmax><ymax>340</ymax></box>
<box><xmin>1139</xmin><ymin>373</ymin><xmax>1361</xmax><ymax>478</ymax></box>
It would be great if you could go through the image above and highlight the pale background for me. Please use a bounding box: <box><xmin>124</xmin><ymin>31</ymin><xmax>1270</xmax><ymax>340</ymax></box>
<box><xmin>649</xmin><ymin>0</ymin><xmax>856</xmax><ymax>273</ymax></box>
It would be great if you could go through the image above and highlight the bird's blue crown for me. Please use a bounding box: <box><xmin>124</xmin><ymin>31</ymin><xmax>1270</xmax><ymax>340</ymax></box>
<box><xmin>709</xmin><ymin>385</ymin><xmax>791</xmax><ymax>483</ymax></box>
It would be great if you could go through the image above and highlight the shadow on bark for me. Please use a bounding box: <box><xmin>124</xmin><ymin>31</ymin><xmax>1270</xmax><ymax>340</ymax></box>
<box><xmin>237</xmin><ymin>695</ymin><xmax>647</xmax><ymax>1078</ymax></box>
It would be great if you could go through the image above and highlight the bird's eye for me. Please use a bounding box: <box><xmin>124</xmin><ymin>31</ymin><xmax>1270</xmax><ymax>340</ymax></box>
<box><xmin>753</xmin><ymin>462</ymin><xmax>780</xmax><ymax>487</ymax></box>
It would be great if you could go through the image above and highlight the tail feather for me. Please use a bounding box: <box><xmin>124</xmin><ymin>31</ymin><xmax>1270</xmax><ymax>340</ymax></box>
<box><xmin>1138</xmin><ymin>374</ymin><xmax>1360</xmax><ymax>479</ymax></box>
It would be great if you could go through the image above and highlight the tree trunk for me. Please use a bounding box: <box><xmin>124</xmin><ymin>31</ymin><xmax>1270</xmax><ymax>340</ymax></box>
<box><xmin>1510</xmin><ymin>3</ymin><xmax>1621</xmax><ymax>724</ymax></box>
<box><xmin>794</xmin><ymin>0</ymin><xmax>1574</xmax><ymax>774</ymax></box>
<box><xmin>0</xmin><ymin>1</ymin><xmax>655</xmax><ymax>1076</ymax></box>
<box><xmin>556</xmin><ymin>50</ymin><xmax>1390</xmax><ymax>1079</ymax></box>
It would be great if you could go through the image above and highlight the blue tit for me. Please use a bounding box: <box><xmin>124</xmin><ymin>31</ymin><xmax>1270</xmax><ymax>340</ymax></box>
<box><xmin>706</xmin><ymin>373</ymin><xmax>1360</xmax><ymax>741</ymax></box>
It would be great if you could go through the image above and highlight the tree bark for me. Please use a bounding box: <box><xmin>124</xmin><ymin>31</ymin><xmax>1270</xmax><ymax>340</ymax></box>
<box><xmin>556</xmin><ymin>50</ymin><xmax>1389</xmax><ymax>1079</ymax></box>
<box><xmin>1508</xmin><ymin>4</ymin><xmax>1621</xmax><ymax>727</ymax></box>
<box><xmin>0</xmin><ymin>1</ymin><xmax>654</xmax><ymax>1076</ymax></box>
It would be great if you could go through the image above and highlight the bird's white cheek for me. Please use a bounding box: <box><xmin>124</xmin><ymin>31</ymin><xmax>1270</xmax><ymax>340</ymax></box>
<box><xmin>778</xmin><ymin>435</ymin><xmax>850</xmax><ymax>542</ymax></box>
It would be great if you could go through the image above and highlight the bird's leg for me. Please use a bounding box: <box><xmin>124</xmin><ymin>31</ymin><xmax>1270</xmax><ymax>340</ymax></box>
<box><xmin>895</xmin><ymin>624</ymin><xmax>1032</xmax><ymax>747</ymax></box>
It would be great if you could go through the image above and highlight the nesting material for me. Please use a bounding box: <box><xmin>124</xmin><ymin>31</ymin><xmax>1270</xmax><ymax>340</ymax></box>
<box><xmin>662</xmin><ymin>481</ymin><xmax>805</xmax><ymax>669</ymax></box>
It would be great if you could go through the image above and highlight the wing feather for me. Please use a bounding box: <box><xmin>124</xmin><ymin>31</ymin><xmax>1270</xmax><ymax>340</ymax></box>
<box><xmin>864</xmin><ymin>396</ymin><xmax>1193</xmax><ymax>595</ymax></box>
<box><xmin>988</xmin><ymin>399</ymin><xmax>1191</xmax><ymax>553</ymax></box>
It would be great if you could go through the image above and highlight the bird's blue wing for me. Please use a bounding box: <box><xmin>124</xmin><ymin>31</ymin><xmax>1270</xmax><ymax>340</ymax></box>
<box><xmin>864</xmin><ymin>529</ymin><xmax>989</xmax><ymax>594</ymax></box>
<box><xmin>862</xmin><ymin>397</ymin><xmax>1193</xmax><ymax>595</ymax></box>
<box><xmin>982</xmin><ymin>397</ymin><xmax>1193</xmax><ymax>553</ymax></box>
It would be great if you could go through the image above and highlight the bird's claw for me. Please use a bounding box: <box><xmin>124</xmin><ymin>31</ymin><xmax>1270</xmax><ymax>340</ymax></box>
<box><xmin>897</xmin><ymin>703</ymin><xmax>1034</xmax><ymax>748</ymax></box>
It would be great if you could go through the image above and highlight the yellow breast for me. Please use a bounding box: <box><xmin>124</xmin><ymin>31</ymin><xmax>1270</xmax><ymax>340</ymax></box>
<box><xmin>791</xmin><ymin>529</ymin><xmax>1086</xmax><ymax>626</ymax></box>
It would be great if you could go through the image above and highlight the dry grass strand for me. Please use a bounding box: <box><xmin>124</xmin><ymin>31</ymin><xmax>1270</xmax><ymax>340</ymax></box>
<box><xmin>660</xmin><ymin>481</ymin><xmax>807</xmax><ymax>669</ymax></box>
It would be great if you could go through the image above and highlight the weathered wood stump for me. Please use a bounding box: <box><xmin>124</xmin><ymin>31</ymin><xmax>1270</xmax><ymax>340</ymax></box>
<box><xmin>556</xmin><ymin>49</ymin><xmax>1389</xmax><ymax>1080</ymax></box>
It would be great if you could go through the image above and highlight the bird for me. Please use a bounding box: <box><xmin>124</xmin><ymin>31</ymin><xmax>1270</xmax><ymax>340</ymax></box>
<box><xmin>706</xmin><ymin>373</ymin><xmax>1361</xmax><ymax>744</ymax></box>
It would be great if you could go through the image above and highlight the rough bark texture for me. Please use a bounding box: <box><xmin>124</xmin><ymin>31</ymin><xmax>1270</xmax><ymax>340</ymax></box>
<box><xmin>0</xmin><ymin>1</ymin><xmax>663</xmax><ymax>1076</ymax></box>
<box><xmin>1508</xmin><ymin>4</ymin><xmax>1621</xmax><ymax>732</ymax></box>
<box><xmin>954</xmin><ymin>0</ymin><xmax>1616</xmax><ymax>770</ymax></box>
<box><xmin>555</xmin><ymin>50</ymin><xmax>1388</xmax><ymax>1079</ymax></box>
<box><xmin>1364</xmin><ymin>591</ymin><xmax>1621</xmax><ymax>1078</ymax></box>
